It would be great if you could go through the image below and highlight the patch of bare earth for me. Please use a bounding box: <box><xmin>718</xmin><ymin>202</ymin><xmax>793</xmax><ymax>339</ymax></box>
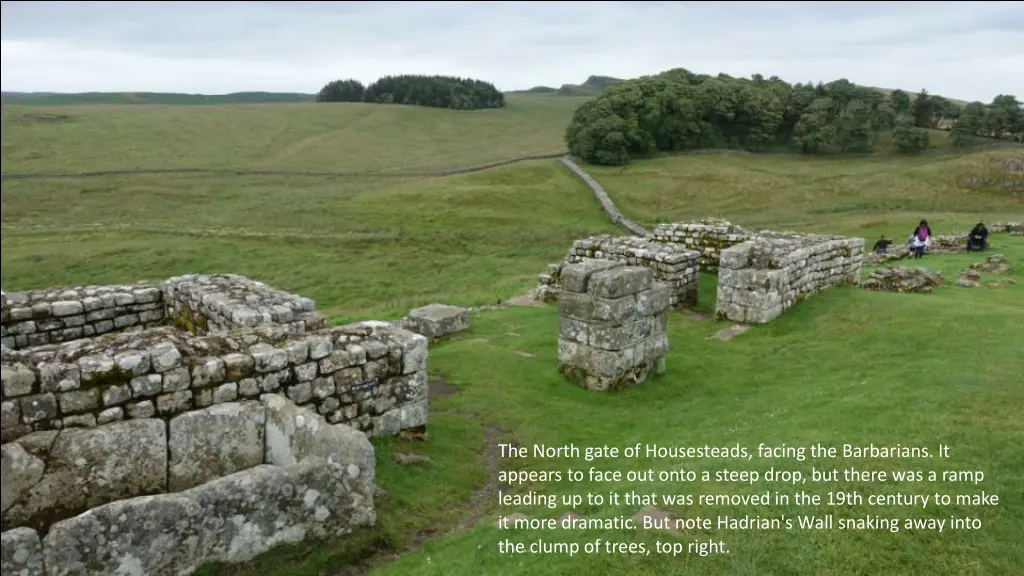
<box><xmin>428</xmin><ymin>369</ymin><xmax>462</xmax><ymax>399</ymax></box>
<box><xmin>328</xmin><ymin>372</ymin><xmax>510</xmax><ymax>575</ymax></box>
<box><xmin>680</xmin><ymin>310</ymin><xmax>713</xmax><ymax>322</ymax></box>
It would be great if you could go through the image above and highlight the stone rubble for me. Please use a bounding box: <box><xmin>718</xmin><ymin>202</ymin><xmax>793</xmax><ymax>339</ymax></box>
<box><xmin>557</xmin><ymin>260</ymin><xmax>670</xmax><ymax>391</ymax></box>
<box><xmin>969</xmin><ymin>254</ymin><xmax>1011</xmax><ymax>274</ymax></box>
<box><xmin>860</xmin><ymin>267</ymin><xmax>943</xmax><ymax>293</ymax></box>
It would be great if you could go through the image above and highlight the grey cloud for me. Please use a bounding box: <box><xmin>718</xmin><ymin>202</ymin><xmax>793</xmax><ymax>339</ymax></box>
<box><xmin>1</xmin><ymin>1</ymin><xmax>1021</xmax><ymax>101</ymax></box>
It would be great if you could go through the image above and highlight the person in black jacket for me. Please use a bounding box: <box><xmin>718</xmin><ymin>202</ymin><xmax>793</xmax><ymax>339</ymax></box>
<box><xmin>967</xmin><ymin>222</ymin><xmax>988</xmax><ymax>252</ymax></box>
<box><xmin>872</xmin><ymin>235</ymin><xmax>893</xmax><ymax>254</ymax></box>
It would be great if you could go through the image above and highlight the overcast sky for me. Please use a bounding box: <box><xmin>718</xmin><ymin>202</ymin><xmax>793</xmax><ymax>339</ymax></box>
<box><xmin>1</xmin><ymin>1</ymin><xmax>1021</xmax><ymax>102</ymax></box>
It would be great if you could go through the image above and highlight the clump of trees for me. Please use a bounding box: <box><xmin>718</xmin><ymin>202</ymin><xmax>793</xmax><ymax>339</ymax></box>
<box><xmin>564</xmin><ymin>68</ymin><xmax>1022</xmax><ymax>165</ymax></box>
<box><xmin>316</xmin><ymin>75</ymin><xmax>504</xmax><ymax>110</ymax></box>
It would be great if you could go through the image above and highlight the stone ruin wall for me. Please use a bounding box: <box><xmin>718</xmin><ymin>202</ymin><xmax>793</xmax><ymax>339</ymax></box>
<box><xmin>163</xmin><ymin>274</ymin><xmax>327</xmax><ymax>336</ymax></box>
<box><xmin>650</xmin><ymin>219</ymin><xmax>751</xmax><ymax>272</ymax></box>
<box><xmin>714</xmin><ymin>233</ymin><xmax>864</xmax><ymax>324</ymax></box>
<box><xmin>1</xmin><ymin>273</ymin><xmax>329</xmax><ymax>351</ymax></box>
<box><xmin>1</xmin><ymin>274</ymin><xmax>430</xmax><ymax>575</ymax></box>
<box><xmin>537</xmin><ymin>235</ymin><xmax>700</xmax><ymax>308</ymax></box>
<box><xmin>1</xmin><ymin>319</ymin><xmax>428</xmax><ymax>445</ymax></box>
<box><xmin>1</xmin><ymin>284</ymin><xmax>167</xmax><ymax>350</ymax></box>
<box><xmin>1</xmin><ymin>394</ymin><xmax>377</xmax><ymax>575</ymax></box>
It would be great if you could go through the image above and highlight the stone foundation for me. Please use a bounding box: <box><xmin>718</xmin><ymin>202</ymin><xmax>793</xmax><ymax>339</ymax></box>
<box><xmin>557</xmin><ymin>260</ymin><xmax>670</xmax><ymax>390</ymax></box>
<box><xmin>2</xmin><ymin>274</ymin><xmax>330</xmax><ymax>351</ymax></box>
<box><xmin>1</xmin><ymin>320</ymin><xmax>428</xmax><ymax>445</ymax></box>
<box><xmin>715</xmin><ymin>233</ymin><xmax>864</xmax><ymax>323</ymax></box>
<box><xmin>650</xmin><ymin>218</ymin><xmax>750</xmax><ymax>272</ymax></box>
<box><xmin>1</xmin><ymin>394</ymin><xmax>376</xmax><ymax>575</ymax></box>
<box><xmin>991</xmin><ymin>221</ymin><xmax>1023</xmax><ymax>235</ymax></box>
<box><xmin>539</xmin><ymin>236</ymin><xmax>700</xmax><ymax>308</ymax></box>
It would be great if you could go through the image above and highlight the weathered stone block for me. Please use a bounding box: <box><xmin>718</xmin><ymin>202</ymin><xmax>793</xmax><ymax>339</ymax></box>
<box><xmin>560</xmin><ymin>259</ymin><xmax>623</xmax><ymax>293</ymax></box>
<box><xmin>406</xmin><ymin>304</ymin><xmax>470</xmax><ymax>340</ymax></box>
<box><xmin>588</xmin><ymin>266</ymin><xmax>654</xmax><ymax>299</ymax></box>
<box><xmin>556</xmin><ymin>260</ymin><xmax>669</xmax><ymax>391</ymax></box>
<box><xmin>1</xmin><ymin>526</ymin><xmax>44</xmax><ymax>576</ymax></box>
<box><xmin>168</xmin><ymin>401</ymin><xmax>266</xmax><ymax>492</ymax></box>
<box><xmin>1</xmin><ymin>420</ymin><xmax>167</xmax><ymax>532</ymax></box>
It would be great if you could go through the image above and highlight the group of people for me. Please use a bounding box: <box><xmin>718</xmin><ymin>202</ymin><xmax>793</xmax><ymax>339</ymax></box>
<box><xmin>871</xmin><ymin>220</ymin><xmax>989</xmax><ymax>258</ymax></box>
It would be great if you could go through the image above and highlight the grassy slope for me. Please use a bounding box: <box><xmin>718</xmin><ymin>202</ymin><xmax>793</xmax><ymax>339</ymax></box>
<box><xmin>0</xmin><ymin>163</ymin><xmax>619</xmax><ymax>323</ymax></box>
<box><xmin>2</xmin><ymin>95</ymin><xmax>1023</xmax><ymax>575</ymax></box>
<box><xmin>589</xmin><ymin>148</ymin><xmax>1024</xmax><ymax>236</ymax></box>
<box><xmin>0</xmin><ymin>95</ymin><xmax>588</xmax><ymax>173</ymax></box>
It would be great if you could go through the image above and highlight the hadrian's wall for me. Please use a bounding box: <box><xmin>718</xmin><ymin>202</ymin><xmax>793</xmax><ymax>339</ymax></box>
<box><xmin>715</xmin><ymin>233</ymin><xmax>864</xmax><ymax>324</ymax></box>
<box><xmin>538</xmin><ymin>235</ymin><xmax>700</xmax><ymax>308</ymax></box>
<box><xmin>1</xmin><ymin>394</ymin><xmax>377</xmax><ymax>575</ymax></box>
<box><xmin>1</xmin><ymin>320</ymin><xmax>428</xmax><ymax>445</ymax></box>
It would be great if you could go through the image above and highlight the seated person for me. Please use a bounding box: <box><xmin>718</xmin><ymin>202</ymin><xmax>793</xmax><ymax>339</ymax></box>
<box><xmin>967</xmin><ymin>222</ymin><xmax>988</xmax><ymax>251</ymax></box>
<box><xmin>873</xmin><ymin>235</ymin><xmax>893</xmax><ymax>254</ymax></box>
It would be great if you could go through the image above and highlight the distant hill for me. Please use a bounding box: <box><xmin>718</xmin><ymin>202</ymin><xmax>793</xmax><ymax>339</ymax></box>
<box><xmin>0</xmin><ymin>91</ymin><xmax>316</xmax><ymax>105</ymax></box>
<box><xmin>511</xmin><ymin>75</ymin><xmax>624</xmax><ymax>97</ymax></box>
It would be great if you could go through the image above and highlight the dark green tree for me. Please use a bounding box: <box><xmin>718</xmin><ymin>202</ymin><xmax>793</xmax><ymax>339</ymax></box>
<box><xmin>892</xmin><ymin>115</ymin><xmax>930</xmax><ymax>153</ymax></box>
<box><xmin>361</xmin><ymin>75</ymin><xmax>504</xmax><ymax>110</ymax></box>
<box><xmin>316</xmin><ymin>79</ymin><xmax>365</xmax><ymax>102</ymax></box>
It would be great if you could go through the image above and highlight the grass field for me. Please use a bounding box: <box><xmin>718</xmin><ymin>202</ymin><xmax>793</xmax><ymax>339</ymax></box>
<box><xmin>2</xmin><ymin>94</ymin><xmax>1023</xmax><ymax>575</ymax></box>
<box><xmin>1</xmin><ymin>95</ymin><xmax>587</xmax><ymax>174</ymax></box>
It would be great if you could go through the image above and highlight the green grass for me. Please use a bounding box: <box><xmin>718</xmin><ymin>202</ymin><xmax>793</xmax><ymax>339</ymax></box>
<box><xmin>2</xmin><ymin>95</ymin><xmax>1023</xmax><ymax>575</ymax></box>
<box><xmin>0</xmin><ymin>162</ymin><xmax>619</xmax><ymax>322</ymax></box>
<box><xmin>1</xmin><ymin>95</ymin><xmax>587</xmax><ymax>173</ymax></box>
<box><xmin>587</xmin><ymin>148</ymin><xmax>1024</xmax><ymax>235</ymax></box>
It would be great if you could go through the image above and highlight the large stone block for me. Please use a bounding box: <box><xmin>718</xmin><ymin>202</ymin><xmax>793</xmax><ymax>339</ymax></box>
<box><xmin>168</xmin><ymin>401</ymin><xmax>266</xmax><ymax>492</ymax></box>
<box><xmin>1</xmin><ymin>526</ymin><xmax>44</xmax><ymax>576</ymax></box>
<box><xmin>40</xmin><ymin>456</ymin><xmax>374</xmax><ymax>576</ymax></box>
<box><xmin>1</xmin><ymin>420</ymin><xmax>167</xmax><ymax>532</ymax></box>
<box><xmin>406</xmin><ymin>304</ymin><xmax>469</xmax><ymax>340</ymax></box>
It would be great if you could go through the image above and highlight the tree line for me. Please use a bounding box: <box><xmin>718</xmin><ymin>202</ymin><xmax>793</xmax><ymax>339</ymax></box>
<box><xmin>564</xmin><ymin>68</ymin><xmax>1022</xmax><ymax>165</ymax></box>
<box><xmin>317</xmin><ymin>75</ymin><xmax>504</xmax><ymax>110</ymax></box>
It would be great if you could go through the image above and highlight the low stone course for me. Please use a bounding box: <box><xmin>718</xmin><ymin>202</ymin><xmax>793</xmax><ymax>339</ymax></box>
<box><xmin>1</xmin><ymin>320</ymin><xmax>428</xmax><ymax>445</ymax></box>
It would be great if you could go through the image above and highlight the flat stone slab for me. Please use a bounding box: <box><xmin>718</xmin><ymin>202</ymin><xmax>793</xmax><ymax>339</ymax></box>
<box><xmin>713</xmin><ymin>324</ymin><xmax>750</xmax><ymax>341</ymax></box>
<box><xmin>406</xmin><ymin>304</ymin><xmax>470</xmax><ymax>340</ymax></box>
